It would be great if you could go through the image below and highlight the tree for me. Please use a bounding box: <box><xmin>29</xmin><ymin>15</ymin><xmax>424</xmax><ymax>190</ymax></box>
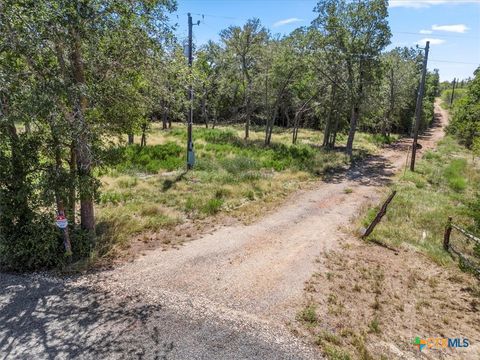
<box><xmin>313</xmin><ymin>0</ymin><xmax>391</xmax><ymax>157</ymax></box>
<box><xmin>449</xmin><ymin>66</ymin><xmax>480</xmax><ymax>148</ymax></box>
<box><xmin>264</xmin><ymin>34</ymin><xmax>301</xmax><ymax>145</ymax></box>
<box><xmin>361</xmin><ymin>47</ymin><xmax>420</xmax><ymax>136</ymax></box>
<box><xmin>0</xmin><ymin>0</ymin><xmax>175</xmax><ymax>267</ymax></box>
<box><xmin>194</xmin><ymin>41</ymin><xmax>223</xmax><ymax>128</ymax></box>
<box><xmin>220</xmin><ymin>19</ymin><xmax>269</xmax><ymax>139</ymax></box>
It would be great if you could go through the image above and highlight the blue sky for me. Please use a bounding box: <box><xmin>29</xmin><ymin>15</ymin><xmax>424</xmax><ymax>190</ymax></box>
<box><xmin>170</xmin><ymin>0</ymin><xmax>480</xmax><ymax>81</ymax></box>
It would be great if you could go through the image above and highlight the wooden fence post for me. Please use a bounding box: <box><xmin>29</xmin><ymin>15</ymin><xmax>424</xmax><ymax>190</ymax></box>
<box><xmin>444</xmin><ymin>216</ymin><xmax>452</xmax><ymax>251</ymax></box>
<box><xmin>362</xmin><ymin>191</ymin><xmax>397</xmax><ymax>238</ymax></box>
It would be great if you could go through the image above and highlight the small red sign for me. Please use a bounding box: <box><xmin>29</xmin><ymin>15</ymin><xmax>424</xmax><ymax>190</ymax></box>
<box><xmin>56</xmin><ymin>215</ymin><xmax>68</xmax><ymax>229</ymax></box>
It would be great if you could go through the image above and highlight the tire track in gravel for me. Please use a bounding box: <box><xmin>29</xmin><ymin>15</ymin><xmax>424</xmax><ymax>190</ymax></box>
<box><xmin>0</xmin><ymin>100</ymin><xmax>448</xmax><ymax>359</ymax></box>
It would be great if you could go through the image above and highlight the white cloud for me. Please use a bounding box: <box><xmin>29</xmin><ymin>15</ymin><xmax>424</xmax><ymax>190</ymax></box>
<box><xmin>416</xmin><ymin>38</ymin><xmax>446</xmax><ymax>45</ymax></box>
<box><xmin>419</xmin><ymin>29</ymin><xmax>433</xmax><ymax>34</ymax></box>
<box><xmin>432</xmin><ymin>24</ymin><xmax>469</xmax><ymax>33</ymax></box>
<box><xmin>273</xmin><ymin>18</ymin><xmax>304</xmax><ymax>28</ymax></box>
<box><xmin>390</xmin><ymin>0</ymin><xmax>477</xmax><ymax>8</ymax></box>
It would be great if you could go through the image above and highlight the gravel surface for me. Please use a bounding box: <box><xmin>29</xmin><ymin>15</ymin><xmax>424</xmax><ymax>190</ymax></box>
<box><xmin>0</xmin><ymin>101</ymin><xmax>447</xmax><ymax>360</ymax></box>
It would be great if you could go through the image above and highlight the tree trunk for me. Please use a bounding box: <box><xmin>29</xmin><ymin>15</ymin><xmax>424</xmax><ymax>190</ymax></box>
<box><xmin>140</xmin><ymin>122</ymin><xmax>147</xmax><ymax>147</ymax></box>
<box><xmin>244</xmin><ymin>72</ymin><xmax>252</xmax><ymax>139</ymax></box>
<box><xmin>54</xmin><ymin>42</ymin><xmax>76</xmax><ymax>227</ymax></box>
<box><xmin>68</xmin><ymin>140</ymin><xmax>76</xmax><ymax>226</ymax></box>
<box><xmin>323</xmin><ymin>84</ymin><xmax>336</xmax><ymax>148</ymax></box>
<box><xmin>292</xmin><ymin>111</ymin><xmax>302</xmax><ymax>144</ymax></box>
<box><xmin>162</xmin><ymin>106</ymin><xmax>168</xmax><ymax>130</ymax></box>
<box><xmin>265</xmin><ymin>105</ymin><xmax>278</xmax><ymax>146</ymax></box>
<box><xmin>212</xmin><ymin>109</ymin><xmax>217</xmax><ymax>129</ymax></box>
<box><xmin>330</xmin><ymin>117</ymin><xmax>339</xmax><ymax>148</ymax></box>
<box><xmin>245</xmin><ymin>92</ymin><xmax>251</xmax><ymax>139</ymax></box>
<box><xmin>285</xmin><ymin>108</ymin><xmax>291</xmax><ymax>129</ymax></box>
<box><xmin>346</xmin><ymin>105</ymin><xmax>359</xmax><ymax>157</ymax></box>
<box><xmin>52</xmin><ymin>131</ymin><xmax>72</xmax><ymax>254</ymax></box>
<box><xmin>24</xmin><ymin>122</ymin><xmax>31</xmax><ymax>134</ymax></box>
<box><xmin>128</xmin><ymin>133</ymin><xmax>134</xmax><ymax>144</ymax></box>
<box><xmin>202</xmin><ymin>85</ymin><xmax>208</xmax><ymax>128</ymax></box>
<box><xmin>70</xmin><ymin>27</ymin><xmax>95</xmax><ymax>233</ymax></box>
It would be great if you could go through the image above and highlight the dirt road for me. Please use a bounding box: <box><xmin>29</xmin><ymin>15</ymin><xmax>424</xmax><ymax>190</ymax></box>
<box><xmin>0</xmin><ymin>101</ymin><xmax>448</xmax><ymax>359</ymax></box>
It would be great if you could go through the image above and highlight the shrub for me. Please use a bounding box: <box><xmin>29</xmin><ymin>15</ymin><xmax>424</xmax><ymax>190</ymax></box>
<box><xmin>222</xmin><ymin>156</ymin><xmax>259</xmax><ymax>174</ymax></box>
<box><xmin>117</xmin><ymin>176</ymin><xmax>138</xmax><ymax>188</ymax></box>
<box><xmin>100</xmin><ymin>191</ymin><xmax>131</xmax><ymax>204</ymax></box>
<box><xmin>0</xmin><ymin>214</ymin><xmax>64</xmax><ymax>271</ymax></box>
<box><xmin>114</xmin><ymin>143</ymin><xmax>183</xmax><ymax>174</ymax></box>
<box><xmin>296</xmin><ymin>304</ymin><xmax>317</xmax><ymax>325</ymax></box>
<box><xmin>444</xmin><ymin>159</ymin><xmax>467</xmax><ymax>192</ymax></box>
<box><xmin>202</xmin><ymin>198</ymin><xmax>224</xmax><ymax>215</ymax></box>
<box><xmin>201</xmin><ymin>129</ymin><xmax>239</xmax><ymax>144</ymax></box>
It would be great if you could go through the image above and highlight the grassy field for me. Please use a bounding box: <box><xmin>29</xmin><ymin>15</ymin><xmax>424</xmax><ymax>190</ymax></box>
<box><xmin>94</xmin><ymin>123</ymin><xmax>392</xmax><ymax>259</ymax></box>
<box><xmin>363</xmin><ymin>136</ymin><xmax>480</xmax><ymax>267</ymax></box>
<box><xmin>294</xmin><ymin>136</ymin><xmax>480</xmax><ymax>360</ymax></box>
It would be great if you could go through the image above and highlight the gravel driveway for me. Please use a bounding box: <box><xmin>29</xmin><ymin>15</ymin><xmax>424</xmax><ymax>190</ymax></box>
<box><xmin>0</xmin><ymin>101</ymin><xmax>447</xmax><ymax>360</ymax></box>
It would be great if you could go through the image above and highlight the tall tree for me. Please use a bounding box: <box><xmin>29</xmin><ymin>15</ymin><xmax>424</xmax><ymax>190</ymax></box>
<box><xmin>313</xmin><ymin>0</ymin><xmax>391</xmax><ymax>157</ymax></box>
<box><xmin>0</xmin><ymin>0</ymin><xmax>175</xmax><ymax>246</ymax></box>
<box><xmin>220</xmin><ymin>19</ymin><xmax>269</xmax><ymax>139</ymax></box>
<box><xmin>449</xmin><ymin>66</ymin><xmax>480</xmax><ymax>148</ymax></box>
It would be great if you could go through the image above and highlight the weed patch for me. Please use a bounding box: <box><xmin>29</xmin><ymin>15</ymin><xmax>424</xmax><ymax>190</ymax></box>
<box><xmin>362</xmin><ymin>136</ymin><xmax>479</xmax><ymax>266</ymax></box>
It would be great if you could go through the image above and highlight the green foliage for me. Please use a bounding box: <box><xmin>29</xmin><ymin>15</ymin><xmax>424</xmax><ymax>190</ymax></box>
<box><xmin>421</xmin><ymin>70</ymin><xmax>440</xmax><ymax>130</ymax></box>
<box><xmin>448</xmin><ymin>67</ymin><xmax>480</xmax><ymax>148</ymax></box>
<box><xmin>297</xmin><ymin>304</ymin><xmax>317</xmax><ymax>325</ymax></box>
<box><xmin>0</xmin><ymin>214</ymin><xmax>62</xmax><ymax>271</ymax></box>
<box><xmin>0</xmin><ymin>0</ymin><xmax>178</xmax><ymax>270</ymax></box>
<box><xmin>442</xmin><ymin>88</ymin><xmax>468</xmax><ymax>106</ymax></box>
<box><xmin>443</xmin><ymin>159</ymin><xmax>467</xmax><ymax>192</ymax></box>
<box><xmin>0</xmin><ymin>0</ymin><xmax>460</xmax><ymax>270</ymax></box>
<box><xmin>203</xmin><ymin>198</ymin><xmax>224</xmax><ymax>215</ymax></box>
<box><xmin>114</xmin><ymin>143</ymin><xmax>183</xmax><ymax>174</ymax></box>
<box><xmin>368</xmin><ymin>317</ymin><xmax>381</xmax><ymax>334</ymax></box>
<box><xmin>467</xmin><ymin>195</ymin><xmax>480</xmax><ymax>232</ymax></box>
<box><xmin>363</xmin><ymin>137</ymin><xmax>478</xmax><ymax>265</ymax></box>
<box><xmin>322</xmin><ymin>346</ymin><xmax>352</xmax><ymax>360</ymax></box>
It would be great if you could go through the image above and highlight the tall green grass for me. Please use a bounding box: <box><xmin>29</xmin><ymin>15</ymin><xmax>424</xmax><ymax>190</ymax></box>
<box><xmin>363</xmin><ymin>136</ymin><xmax>479</xmax><ymax>266</ymax></box>
<box><xmin>96</xmin><ymin>125</ymin><xmax>379</xmax><ymax>258</ymax></box>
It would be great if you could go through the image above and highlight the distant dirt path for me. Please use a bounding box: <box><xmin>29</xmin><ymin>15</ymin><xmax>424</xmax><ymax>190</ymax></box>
<box><xmin>0</xmin><ymin>100</ymin><xmax>448</xmax><ymax>359</ymax></box>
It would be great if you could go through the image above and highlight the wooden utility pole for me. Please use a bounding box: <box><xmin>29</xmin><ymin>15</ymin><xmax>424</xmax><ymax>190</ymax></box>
<box><xmin>186</xmin><ymin>13</ymin><xmax>200</xmax><ymax>170</ymax></box>
<box><xmin>410</xmin><ymin>41</ymin><xmax>430</xmax><ymax>172</ymax></box>
<box><xmin>450</xmin><ymin>78</ymin><xmax>456</xmax><ymax>105</ymax></box>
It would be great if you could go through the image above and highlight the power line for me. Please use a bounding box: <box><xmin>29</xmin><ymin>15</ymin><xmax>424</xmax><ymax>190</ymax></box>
<box><xmin>393</xmin><ymin>31</ymin><xmax>480</xmax><ymax>39</ymax></box>
<box><xmin>429</xmin><ymin>59</ymin><xmax>479</xmax><ymax>65</ymax></box>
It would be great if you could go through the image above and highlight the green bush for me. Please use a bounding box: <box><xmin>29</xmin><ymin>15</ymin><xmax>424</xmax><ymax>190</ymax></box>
<box><xmin>0</xmin><ymin>214</ymin><xmax>63</xmax><ymax>271</ymax></box>
<box><xmin>222</xmin><ymin>156</ymin><xmax>259</xmax><ymax>174</ymax></box>
<box><xmin>371</xmin><ymin>134</ymin><xmax>396</xmax><ymax>145</ymax></box>
<box><xmin>114</xmin><ymin>143</ymin><xmax>183</xmax><ymax>174</ymax></box>
<box><xmin>201</xmin><ymin>129</ymin><xmax>239</xmax><ymax>144</ymax></box>
<box><xmin>444</xmin><ymin>159</ymin><xmax>467</xmax><ymax>192</ymax></box>
<box><xmin>447</xmin><ymin>67</ymin><xmax>480</xmax><ymax>148</ymax></box>
<box><xmin>202</xmin><ymin>198</ymin><xmax>224</xmax><ymax>215</ymax></box>
<box><xmin>100</xmin><ymin>191</ymin><xmax>132</xmax><ymax>204</ymax></box>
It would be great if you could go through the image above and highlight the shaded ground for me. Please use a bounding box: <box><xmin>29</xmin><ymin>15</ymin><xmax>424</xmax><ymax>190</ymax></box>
<box><xmin>0</xmin><ymin>273</ymin><xmax>315</xmax><ymax>360</ymax></box>
<box><xmin>0</xmin><ymin>100</ymin><xmax>464</xmax><ymax>359</ymax></box>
